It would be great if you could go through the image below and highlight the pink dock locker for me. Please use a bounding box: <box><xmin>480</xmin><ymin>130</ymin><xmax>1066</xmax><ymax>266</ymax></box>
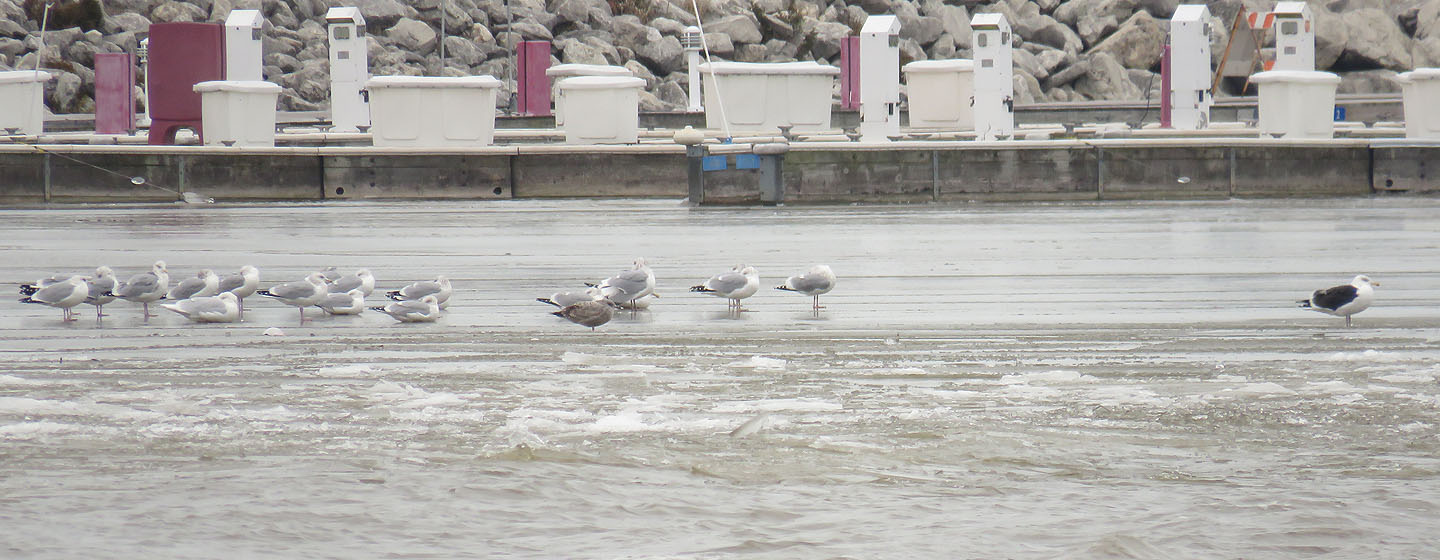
<box><xmin>94</xmin><ymin>53</ymin><xmax>136</xmax><ymax>134</ymax></box>
<box><xmin>840</xmin><ymin>37</ymin><xmax>860</xmax><ymax>110</ymax></box>
<box><xmin>516</xmin><ymin>41</ymin><xmax>552</xmax><ymax>116</ymax></box>
<box><xmin>146</xmin><ymin>22</ymin><xmax>225</xmax><ymax>145</ymax></box>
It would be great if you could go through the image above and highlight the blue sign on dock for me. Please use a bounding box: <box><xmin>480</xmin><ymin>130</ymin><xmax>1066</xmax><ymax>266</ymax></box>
<box><xmin>1333</xmin><ymin>106</ymin><xmax>1346</xmax><ymax>121</ymax></box>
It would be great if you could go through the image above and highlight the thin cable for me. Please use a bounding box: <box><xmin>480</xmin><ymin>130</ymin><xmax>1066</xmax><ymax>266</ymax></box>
<box><xmin>689</xmin><ymin>0</ymin><xmax>732</xmax><ymax>141</ymax></box>
<box><xmin>28</xmin><ymin>144</ymin><xmax>183</xmax><ymax>197</ymax></box>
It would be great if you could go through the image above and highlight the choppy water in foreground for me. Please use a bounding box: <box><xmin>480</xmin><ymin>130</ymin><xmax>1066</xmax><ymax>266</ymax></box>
<box><xmin>2</xmin><ymin>198</ymin><xmax>1438</xmax><ymax>559</ymax></box>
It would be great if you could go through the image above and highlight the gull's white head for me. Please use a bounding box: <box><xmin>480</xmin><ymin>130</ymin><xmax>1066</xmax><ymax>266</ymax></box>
<box><xmin>1353</xmin><ymin>275</ymin><xmax>1378</xmax><ymax>287</ymax></box>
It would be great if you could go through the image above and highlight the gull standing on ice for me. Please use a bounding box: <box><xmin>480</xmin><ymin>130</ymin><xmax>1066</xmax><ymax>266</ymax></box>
<box><xmin>328</xmin><ymin>269</ymin><xmax>376</xmax><ymax>296</ymax></box>
<box><xmin>1299</xmin><ymin>275</ymin><xmax>1379</xmax><ymax>327</ymax></box>
<box><xmin>19</xmin><ymin>276</ymin><xmax>88</xmax><ymax>322</ymax></box>
<box><xmin>317</xmin><ymin>288</ymin><xmax>367</xmax><ymax>315</ymax></box>
<box><xmin>371</xmin><ymin>294</ymin><xmax>442</xmax><ymax>323</ymax></box>
<box><xmin>217</xmin><ymin>265</ymin><xmax>261</xmax><ymax>319</ymax></box>
<box><xmin>257</xmin><ymin>273</ymin><xmax>328</xmax><ymax>324</ymax></box>
<box><xmin>776</xmin><ymin>264</ymin><xmax>836</xmax><ymax>312</ymax></box>
<box><xmin>552</xmin><ymin>299</ymin><xmax>615</xmax><ymax>330</ymax></box>
<box><xmin>387</xmin><ymin>275</ymin><xmax>452</xmax><ymax>308</ymax></box>
<box><xmin>19</xmin><ymin>273</ymin><xmax>75</xmax><ymax>296</ymax></box>
<box><xmin>166</xmin><ymin>269</ymin><xmax>220</xmax><ymax>301</ymax></box>
<box><xmin>161</xmin><ymin>292</ymin><xmax>241</xmax><ymax>323</ymax></box>
<box><xmin>112</xmin><ymin>260</ymin><xmax>170</xmax><ymax>319</ymax></box>
<box><xmin>83</xmin><ymin>266</ymin><xmax>118</xmax><ymax>320</ymax></box>
<box><xmin>690</xmin><ymin>264</ymin><xmax>760</xmax><ymax>311</ymax></box>
<box><xmin>594</xmin><ymin>258</ymin><xmax>656</xmax><ymax>313</ymax></box>
<box><xmin>537</xmin><ymin>286</ymin><xmax>602</xmax><ymax>308</ymax></box>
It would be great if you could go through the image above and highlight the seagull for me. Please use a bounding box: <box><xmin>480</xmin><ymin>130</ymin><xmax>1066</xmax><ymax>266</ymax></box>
<box><xmin>257</xmin><ymin>272</ymin><xmax>328</xmax><ymax>324</ymax></box>
<box><xmin>328</xmin><ymin>269</ymin><xmax>376</xmax><ymax>296</ymax></box>
<box><xmin>160</xmin><ymin>292</ymin><xmax>241</xmax><ymax>323</ymax></box>
<box><xmin>83</xmin><ymin>266</ymin><xmax>118</xmax><ymax>320</ymax></box>
<box><xmin>316</xmin><ymin>288</ymin><xmax>366</xmax><ymax>315</ymax></box>
<box><xmin>19</xmin><ymin>276</ymin><xmax>88</xmax><ymax>322</ymax></box>
<box><xmin>217</xmin><ymin>265</ymin><xmax>261</xmax><ymax>319</ymax></box>
<box><xmin>690</xmin><ymin>264</ymin><xmax>760</xmax><ymax>311</ymax></box>
<box><xmin>166</xmin><ymin>268</ymin><xmax>220</xmax><ymax>301</ymax></box>
<box><xmin>552</xmin><ymin>299</ymin><xmax>615</xmax><ymax>331</ymax></box>
<box><xmin>537</xmin><ymin>286</ymin><xmax>602</xmax><ymax>308</ymax></box>
<box><xmin>386</xmin><ymin>275</ymin><xmax>452</xmax><ymax>308</ymax></box>
<box><xmin>593</xmin><ymin>258</ymin><xmax>656</xmax><ymax>313</ymax></box>
<box><xmin>1299</xmin><ymin>275</ymin><xmax>1379</xmax><ymax>327</ymax></box>
<box><xmin>371</xmin><ymin>294</ymin><xmax>441</xmax><ymax>323</ymax></box>
<box><xmin>776</xmin><ymin>264</ymin><xmax>836</xmax><ymax>312</ymax></box>
<box><xmin>112</xmin><ymin>260</ymin><xmax>170</xmax><ymax>320</ymax></box>
<box><xmin>19</xmin><ymin>273</ymin><xmax>75</xmax><ymax>296</ymax></box>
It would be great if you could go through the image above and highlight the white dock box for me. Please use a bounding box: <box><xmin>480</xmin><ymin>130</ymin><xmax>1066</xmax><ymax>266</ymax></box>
<box><xmin>193</xmin><ymin>80</ymin><xmax>283</xmax><ymax>147</ymax></box>
<box><xmin>1398</xmin><ymin>69</ymin><xmax>1440</xmax><ymax>140</ymax></box>
<box><xmin>1250</xmin><ymin>70</ymin><xmax>1339</xmax><ymax>139</ymax></box>
<box><xmin>698</xmin><ymin>61</ymin><xmax>840</xmax><ymax>133</ymax></box>
<box><xmin>902</xmin><ymin>59</ymin><xmax>975</xmax><ymax>131</ymax></box>
<box><xmin>545</xmin><ymin>64</ymin><xmax>633</xmax><ymax>125</ymax></box>
<box><xmin>556</xmin><ymin>76</ymin><xmax>645</xmax><ymax>144</ymax></box>
<box><xmin>365</xmin><ymin>75</ymin><xmax>503</xmax><ymax>147</ymax></box>
<box><xmin>0</xmin><ymin>71</ymin><xmax>53</xmax><ymax>136</ymax></box>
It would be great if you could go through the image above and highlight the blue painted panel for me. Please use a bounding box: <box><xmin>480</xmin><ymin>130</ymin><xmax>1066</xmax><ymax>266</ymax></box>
<box><xmin>702</xmin><ymin>155</ymin><xmax>728</xmax><ymax>171</ymax></box>
<box><xmin>1334</xmin><ymin>106</ymin><xmax>1346</xmax><ymax>121</ymax></box>
<box><xmin>735</xmin><ymin>153</ymin><xmax>761</xmax><ymax>170</ymax></box>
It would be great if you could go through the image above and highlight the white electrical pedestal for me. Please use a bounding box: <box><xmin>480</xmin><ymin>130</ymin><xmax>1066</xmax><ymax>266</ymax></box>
<box><xmin>970</xmin><ymin>13</ymin><xmax>1014</xmax><ymax>141</ymax></box>
<box><xmin>859</xmin><ymin>15</ymin><xmax>900</xmax><ymax>143</ymax></box>
<box><xmin>1270</xmin><ymin>1</ymin><xmax>1314</xmax><ymax>72</ymax></box>
<box><xmin>1169</xmin><ymin>4</ymin><xmax>1212</xmax><ymax>130</ymax></box>
<box><xmin>682</xmin><ymin>26</ymin><xmax>703</xmax><ymax>112</ymax></box>
<box><xmin>326</xmin><ymin>7</ymin><xmax>370</xmax><ymax>133</ymax></box>
<box><xmin>224</xmin><ymin>9</ymin><xmax>264</xmax><ymax>82</ymax></box>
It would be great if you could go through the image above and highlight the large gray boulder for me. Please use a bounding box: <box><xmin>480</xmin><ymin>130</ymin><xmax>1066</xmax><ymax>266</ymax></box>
<box><xmin>0</xmin><ymin>18</ymin><xmax>27</xmax><ymax>39</ymax></box>
<box><xmin>702</xmin><ymin>32</ymin><xmax>735</xmax><ymax>58</ymax></box>
<box><xmin>511</xmin><ymin>19</ymin><xmax>555</xmax><ymax>41</ymax></box>
<box><xmin>1073</xmin><ymin>51</ymin><xmax>1142</xmax><ymax>100</ymax></box>
<box><xmin>705</xmin><ymin>14</ymin><xmax>762</xmax><ymax>45</ymax></box>
<box><xmin>1419</xmin><ymin>0</ymin><xmax>1440</xmax><ymax>40</ymax></box>
<box><xmin>636</xmin><ymin>34</ymin><xmax>683</xmax><ymax>74</ymax></box>
<box><xmin>443</xmin><ymin>35</ymin><xmax>487</xmax><ymax>66</ymax></box>
<box><xmin>1053</xmin><ymin>0</ymin><xmax>1139</xmax><ymax>28</ymax></box>
<box><xmin>106</xmin><ymin>12</ymin><xmax>152</xmax><ymax>34</ymax></box>
<box><xmin>1414</xmin><ymin>36</ymin><xmax>1440</xmax><ymax>68</ymax></box>
<box><xmin>1089</xmin><ymin>10</ymin><xmax>1165</xmax><ymax>70</ymax></box>
<box><xmin>1335</xmin><ymin>8</ymin><xmax>1412</xmax><ymax>70</ymax></box>
<box><xmin>151</xmin><ymin>2</ymin><xmax>207</xmax><ymax>23</ymax></box>
<box><xmin>1076</xmin><ymin>14</ymin><xmax>1118</xmax><ymax>48</ymax></box>
<box><xmin>1311</xmin><ymin>8</ymin><xmax>1348</xmax><ymax>71</ymax></box>
<box><xmin>1337</xmin><ymin>69</ymin><xmax>1402</xmax><ymax>94</ymax></box>
<box><xmin>46</xmin><ymin>70</ymin><xmax>83</xmax><ymax>112</ymax></box>
<box><xmin>810</xmin><ymin>21</ymin><xmax>853</xmax><ymax>60</ymax></box>
<box><xmin>355</xmin><ymin>0</ymin><xmax>413</xmax><ymax>31</ymax></box>
<box><xmin>388</xmin><ymin>17</ymin><xmax>438</xmax><ymax>54</ymax></box>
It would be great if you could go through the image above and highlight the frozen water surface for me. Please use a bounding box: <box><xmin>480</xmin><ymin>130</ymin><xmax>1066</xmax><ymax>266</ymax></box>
<box><xmin>2</xmin><ymin>198</ymin><xmax>1439</xmax><ymax>558</ymax></box>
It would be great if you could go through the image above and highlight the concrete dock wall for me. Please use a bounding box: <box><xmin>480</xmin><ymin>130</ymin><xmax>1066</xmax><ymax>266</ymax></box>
<box><xmin>0</xmin><ymin>140</ymin><xmax>1434</xmax><ymax>205</ymax></box>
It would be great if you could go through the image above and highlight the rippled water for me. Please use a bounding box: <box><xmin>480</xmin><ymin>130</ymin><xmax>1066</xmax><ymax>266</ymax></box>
<box><xmin>2</xmin><ymin>199</ymin><xmax>1438</xmax><ymax>558</ymax></box>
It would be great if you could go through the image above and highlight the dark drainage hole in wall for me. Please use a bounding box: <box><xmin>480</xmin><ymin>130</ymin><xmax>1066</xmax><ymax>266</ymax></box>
<box><xmin>493</xmin><ymin>187</ymin><xmax>503</xmax><ymax>195</ymax></box>
<box><xmin>336</xmin><ymin>187</ymin><xmax>346</xmax><ymax>196</ymax></box>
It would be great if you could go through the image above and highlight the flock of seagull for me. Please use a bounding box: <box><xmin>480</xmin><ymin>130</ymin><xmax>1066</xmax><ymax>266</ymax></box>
<box><xmin>15</xmin><ymin>258</ymin><xmax>841</xmax><ymax>331</ymax></box>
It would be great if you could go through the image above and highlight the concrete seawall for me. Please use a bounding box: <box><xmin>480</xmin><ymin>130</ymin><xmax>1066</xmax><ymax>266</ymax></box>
<box><xmin>1</xmin><ymin>139</ymin><xmax>1436</xmax><ymax>205</ymax></box>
